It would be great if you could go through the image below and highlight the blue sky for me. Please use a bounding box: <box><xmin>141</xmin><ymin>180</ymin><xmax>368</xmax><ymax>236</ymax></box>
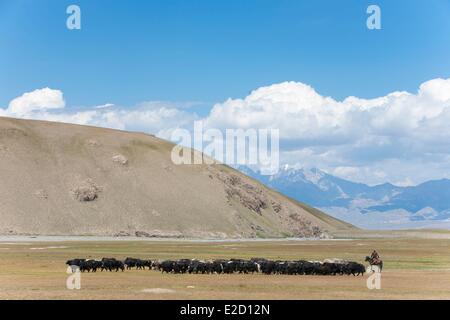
<box><xmin>1</xmin><ymin>0</ymin><xmax>450</xmax><ymax>108</ymax></box>
<box><xmin>1</xmin><ymin>0</ymin><xmax>450</xmax><ymax>186</ymax></box>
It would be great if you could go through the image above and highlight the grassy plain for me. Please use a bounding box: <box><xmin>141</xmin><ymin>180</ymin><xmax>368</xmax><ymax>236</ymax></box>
<box><xmin>1</xmin><ymin>238</ymin><xmax>449</xmax><ymax>299</ymax></box>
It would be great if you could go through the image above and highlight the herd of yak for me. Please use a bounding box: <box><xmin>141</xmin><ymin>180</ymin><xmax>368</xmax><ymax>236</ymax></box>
<box><xmin>66</xmin><ymin>257</ymin><xmax>367</xmax><ymax>276</ymax></box>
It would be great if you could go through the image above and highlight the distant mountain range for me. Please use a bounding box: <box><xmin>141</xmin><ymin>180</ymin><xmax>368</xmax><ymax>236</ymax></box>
<box><xmin>237</xmin><ymin>165</ymin><xmax>450</xmax><ymax>230</ymax></box>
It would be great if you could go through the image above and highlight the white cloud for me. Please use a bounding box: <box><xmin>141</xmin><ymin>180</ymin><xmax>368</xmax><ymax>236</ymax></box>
<box><xmin>419</xmin><ymin>78</ymin><xmax>450</xmax><ymax>102</ymax></box>
<box><xmin>2</xmin><ymin>79</ymin><xmax>450</xmax><ymax>186</ymax></box>
<box><xmin>203</xmin><ymin>78</ymin><xmax>450</xmax><ymax>185</ymax></box>
<box><xmin>0</xmin><ymin>88</ymin><xmax>196</xmax><ymax>140</ymax></box>
<box><xmin>7</xmin><ymin>88</ymin><xmax>65</xmax><ymax>116</ymax></box>
<box><xmin>94</xmin><ymin>103</ymin><xmax>115</xmax><ymax>109</ymax></box>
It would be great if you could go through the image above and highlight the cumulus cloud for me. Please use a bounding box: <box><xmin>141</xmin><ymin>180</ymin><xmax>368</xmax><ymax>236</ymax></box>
<box><xmin>203</xmin><ymin>78</ymin><xmax>450</xmax><ymax>185</ymax></box>
<box><xmin>0</xmin><ymin>88</ymin><xmax>196</xmax><ymax>139</ymax></box>
<box><xmin>7</xmin><ymin>88</ymin><xmax>65</xmax><ymax>116</ymax></box>
<box><xmin>2</xmin><ymin>79</ymin><xmax>450</xmax><ymax>186</ymax></box>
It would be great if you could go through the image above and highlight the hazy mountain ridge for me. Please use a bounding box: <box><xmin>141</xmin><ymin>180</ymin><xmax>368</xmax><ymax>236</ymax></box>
<box><xmin>237</xmin><ymin>165</ymin><xmax>450</xmax><ymax>229</ymax></box>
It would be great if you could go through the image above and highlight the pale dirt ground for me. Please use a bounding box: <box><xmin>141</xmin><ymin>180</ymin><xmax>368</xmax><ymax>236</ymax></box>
<box><xmin>1</xmin><ymin>238</ymin><xmax>449</xmax><ymax>300</ymax></box>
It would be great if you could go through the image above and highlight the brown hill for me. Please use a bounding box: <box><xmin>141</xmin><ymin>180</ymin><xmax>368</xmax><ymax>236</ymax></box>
<box><xmin>0</xmin><ymin>117</ymin><xmax>355</xmax><ymax>238</ymax></box>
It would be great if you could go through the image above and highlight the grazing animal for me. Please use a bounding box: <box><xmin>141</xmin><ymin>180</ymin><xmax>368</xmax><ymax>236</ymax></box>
<box><xmin>259</xmin><ymin>260</ymin><xmax>277</xmax><ymax>275</ymax></box>
<box><xmin>78</xmin><ymin>259</ymin><xmax>103</xmax><ymax>273</ymax></box>
<box><xmin>66</xmin><ymin>258</ymin><xmax>86</xmax><ymax>267</ymax></box>
<box><xmin>124</xmin><ymin>257</ymin><xmax>148</xmax><ymax>270</ymax></box>
<box><xmin>160</xmin><ymin>260</ymin><xmax>176</xmax><ymax>273</ymax></box>
<box><xmin>65</xmin><ymin>256</ymin><xmax>369</xmax><ymax>277</ymax></box>
<box><xmin>151</xmin><ymin>261</ymin><xmax>161</xmax><ymax>270</ymax></box>
<box><xmin>211</xmin><ymin>260</ymin><xmax>225</xmax><ymax>274</ymax></box>
<box><xmin>101</xmin><ymin>258</ymin><xmax>124</xmax><ymax>272</ymax></box>
<box><xmin>143</xmin><ymin>260</ymin><xmax>153</xmax><ymax>270</ymax></box>
<box><xmin>173</xmin><ymin>259</ymin><xmax>191</xmax><ymax>274</ymax></box>
<box><xmin>344</xmin><ymin>262</ymin><xmax>366</xmax><ymax>276</ymax></box>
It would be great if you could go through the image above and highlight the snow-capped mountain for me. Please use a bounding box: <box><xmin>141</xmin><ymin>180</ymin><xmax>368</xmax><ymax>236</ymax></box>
<box><xmin>237</xmin><ymin>165</ymin><xmax>450</xmax><ymax>230</ymax></box>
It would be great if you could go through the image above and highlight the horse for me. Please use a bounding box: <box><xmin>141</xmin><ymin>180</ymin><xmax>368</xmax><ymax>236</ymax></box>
<box><xmin>365</xmin><ymin>256</ymin><xmax>383</xmax><ymax>272</ymax></box>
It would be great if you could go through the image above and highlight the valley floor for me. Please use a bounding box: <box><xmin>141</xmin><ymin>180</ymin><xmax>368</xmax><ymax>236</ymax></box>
<box><xmin>0</xmin><ymin>238</ymin><xmax>449</xmax><ymax>299</ymax></box>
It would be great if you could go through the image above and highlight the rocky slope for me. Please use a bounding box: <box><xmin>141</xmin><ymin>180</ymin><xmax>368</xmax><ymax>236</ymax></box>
<box><xmin>0</xmin><ymin>117</ymin><xmax>355</xmax><ymax>238</ymax></box>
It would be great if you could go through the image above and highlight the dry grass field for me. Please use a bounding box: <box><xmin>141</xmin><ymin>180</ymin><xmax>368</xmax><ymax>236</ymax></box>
<box><xmin>1</xmin><ymin>238</ymin><xmax>450</xmax><ymax>300</ymax></box>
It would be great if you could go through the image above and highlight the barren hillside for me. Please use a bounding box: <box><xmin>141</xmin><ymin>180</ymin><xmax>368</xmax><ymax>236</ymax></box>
<box><xmin>0</xmin><ymin>117</ymin><xmax>355</xmax><ymax>238</ymax></box>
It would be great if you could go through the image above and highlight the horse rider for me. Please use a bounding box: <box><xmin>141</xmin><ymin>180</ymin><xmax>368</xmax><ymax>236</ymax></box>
<box><xmin>370</xmin><ymin>250</ymin><xmax>380</xmax><ymax>264</ymax></box>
